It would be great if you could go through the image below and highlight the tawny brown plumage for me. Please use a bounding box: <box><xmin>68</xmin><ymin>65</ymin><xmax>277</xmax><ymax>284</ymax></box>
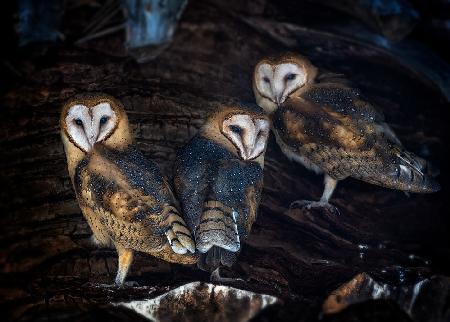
<box><xmin>173</xmin><ymin>103</ymin><xmax>269</xmax><ymax>278</ymax></box>
<box><xmin>253</xmin><ymin>53</ymin><xmax>439</xmax><ymax>209</ymax></box>
<box><xmin>60</xmin><ymin>93</ymin><xmax>196</xmax><ymax>286</ymax></box>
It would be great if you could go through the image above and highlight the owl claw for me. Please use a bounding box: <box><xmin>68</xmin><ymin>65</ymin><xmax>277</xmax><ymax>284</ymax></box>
<box><xmin>290</xmin><ymin>200</ymin><xmax>340</xmax><ymax>215</ymax></box>
<box><xmin>116</xmin><ymin>280</ymin><xmax>139</xmax><ymax>288</ymax></box>
<box><xmin>210</xmin><ymin>268</ymin><xmax>244</xmax><ymax>284</ymax></box>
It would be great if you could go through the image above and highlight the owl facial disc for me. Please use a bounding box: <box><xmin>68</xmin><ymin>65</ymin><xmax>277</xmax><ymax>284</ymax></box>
<box><xmin>255</xmin><ymin>62</ymin><xmax>307</xmax><ymax>105</ymax></box>
<box><xmin>221</xmin><ymin>114</ymin><xmax>270</xmax><ymax>161</ymax></box>
<box><xmin>65</xmin><ymin>102</ymin><xmax>118</xmax><ymax>152</ymax></box>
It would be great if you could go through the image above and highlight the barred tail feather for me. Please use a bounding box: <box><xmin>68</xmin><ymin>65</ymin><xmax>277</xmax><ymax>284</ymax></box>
<box><xmin>196</xmin><ymin>200</ymin><xmax>240</xmax><ymax>254</ymax></box>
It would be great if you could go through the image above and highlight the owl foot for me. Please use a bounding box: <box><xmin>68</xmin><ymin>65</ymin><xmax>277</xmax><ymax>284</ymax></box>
<box><xmin>90</xmin><ymin>235</ymin><xmax>109</xmax><ymax>247</ymax></box>
<box><xmin>90</xmin><ymin>235</ymin><xmax>101</xmax><ymax>246</ymax></box>
<box><xmin>290</xmin><ymin>200</ymin><xmax>340</xmax><ymax>215</ymax></box>
<box><xmin>117</xmin><ymin>280</ymin><xmax>139</xmax><ymax>288</ymax></box>
<box><xmin>90</xmin><ymin>280</ymin><xmax>139</xmax><ymax>288</ymax></box>
<box><xmin>210</xmin><ymin>268</ymin><xmax>244</xmax><ymax>284</ymax></box>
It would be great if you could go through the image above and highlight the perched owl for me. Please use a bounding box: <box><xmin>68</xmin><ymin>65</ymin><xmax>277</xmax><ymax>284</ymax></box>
<box><xmin>60</xmin><ymin>93</ymin><xmax>196</xmax><ymax>286</ymax></box>
<box><xmin>253</xmin><ymin>53</ymin><xmax>440</xmax><ymax>212</ymax></box>
<box><xmin>174</xmin><ymin>103</ymin><xmax>270</xmax><ymax>281</ymax></box>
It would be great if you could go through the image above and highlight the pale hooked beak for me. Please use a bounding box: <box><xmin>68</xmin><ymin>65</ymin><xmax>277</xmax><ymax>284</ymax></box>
<box><xmin>87</xmin><ymin>135</ymin><xmax>97</xmax><ymax>147</ymax></box>
<box><xmin>242</xmin><ymin>148</ymin><xmax>252</xmax><ymax>161</ymax></box>
<box><xmin>87</xmin><ymin>127</ymin><xmax>99</xmax><ymax>147</ymax></box>
<box><xmin>275</xmin><ymin>94</ymin><xmax>284</xmax><ymax>106</ymax></box>
<box><xmin>239</xmin><ymin>141</ymin><xmax>254</xmax><ymax>161</ymax></box>
<box><xmin>246</xmin><ymin>148</ymin><xmax>259</xmax><ymax>160</ymax></box>
<box><xmin>242</xmin><ymin>132</ymin><xmax>261</xmax><ymax>161</ymax></box>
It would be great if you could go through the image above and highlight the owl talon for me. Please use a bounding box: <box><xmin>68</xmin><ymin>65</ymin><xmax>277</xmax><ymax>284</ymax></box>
<box><xmin>115</xmin><ymin>280</ymin><xmax>139</xmax><ymax>288</ymax></box>
<box><xmin>290</xmin><ymin>200</ymin><xmax>340</xmax><ymax>215</ymax></box>
<box><xmin>123</xmin><ymin>280</ymin><xmax>140</xmax><ymax>287</ymax></box>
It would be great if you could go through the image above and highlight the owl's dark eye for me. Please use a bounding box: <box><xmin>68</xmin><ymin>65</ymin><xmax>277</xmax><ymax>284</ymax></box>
<box><xmin>74</xmin><ymin>119</ymin><xmax>83</xmax><ymax>126</ymax></box>
<box><xmin>257</xmin><ymin>130</ymin><xmax>266</xmax><ymax>138</ymax></box>
<box><xmin>229</xmin><ymin>125</ymin><xmax>242</xmax><ymax>135</ymax></box>
<box><xmin>286</xmin><ymin>73</ymin><xmax>296</xmax><ymax>81</ymax></box>
<box><xmin>100</xmin><ymin>116</ymin><xmax>109</xmax><ymax>126</ymax></box>
<box><xmin>263</xmin><ymin>76</ymin><xmax>270</xmax><ymax>84</ymax></box>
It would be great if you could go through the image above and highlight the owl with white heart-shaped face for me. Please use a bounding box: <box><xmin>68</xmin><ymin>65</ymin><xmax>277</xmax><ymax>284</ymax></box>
<box><xmin>253</xmin><ymin>53</ymin><xmax>439</xmax><ymax>213</ymax></box>
<box><xmin>61</xmin><ymin>93</ymin><xmax>196</xmax><ymax>286</ymax></box>
<box><xmin>174</xmin><ymin>103</ymin><xmax>270</xmax><ymax>281</ymax></box>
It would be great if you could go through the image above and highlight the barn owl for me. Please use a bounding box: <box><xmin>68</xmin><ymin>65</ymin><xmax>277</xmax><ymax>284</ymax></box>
<box><xmin>174</xmin><ymin>103</ymin><xmax>270</xmax><ymax>282</ymax></box>
<box><xmin>60</xmin><ymin>93</ymin><xmax>196</xmax><ymax>286</ymax></box>
<box><xmin>253</xmin><ymin>53</ymin><xmax>440</xmax><ymax>213</ymax></box>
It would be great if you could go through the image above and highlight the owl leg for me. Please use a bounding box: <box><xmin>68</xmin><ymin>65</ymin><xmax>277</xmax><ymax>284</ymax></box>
<box><xmin>290</xmin><ymin>175</ymin><xmax>339</xmax><ymax>215</ymax></box>
<box><xmin>320</xmin><ymin>175</ymin><xmax>338</xmax><ymax>203</ymax></box>
<box><xmin>114</xmin><ymin>246</ymin><xmax>134</xmax><ymax>286</ymax></box>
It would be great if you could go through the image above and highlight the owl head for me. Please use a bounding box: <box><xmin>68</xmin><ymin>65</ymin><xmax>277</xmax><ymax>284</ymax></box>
<box><xmin>253</xmin><ymin>53</ymin><xmax>317</xmax><ymax>114</ymax></box>
<box><xmin>60</xmin><ymin>94</ymin><xmax>132</xmax><ymax>176</ymax></box>
<box><xmin>60</xmin><ymin>93</ymin><xmax>132</xmax><ymax>154</ymax></box>
<box><xmin>201</xmin><ymin>103</ymin><xmax>270</xmax><ymax>161</ymax></box>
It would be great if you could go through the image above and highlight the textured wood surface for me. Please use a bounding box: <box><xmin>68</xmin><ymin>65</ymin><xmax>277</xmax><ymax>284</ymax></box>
<box><xmin>0</xmin><ymin>0</ymin><xmax>449</xmax><ymax>321</ymax></box>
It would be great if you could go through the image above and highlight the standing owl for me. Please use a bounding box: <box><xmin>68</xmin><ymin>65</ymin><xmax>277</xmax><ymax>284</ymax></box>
<box><xmin>60</xmin><ymin>93</ymin><xmax>196</xmax><ymax>286</ymax></box>
<box><xmin>174</xmin><ymin>103</ymin><xmax>270</xmax><ymax>281</ymax></box>
<box><xmin>253</xmin><ymin>53</ymin><xmax>440</xmax><ymax>212</ymax></box>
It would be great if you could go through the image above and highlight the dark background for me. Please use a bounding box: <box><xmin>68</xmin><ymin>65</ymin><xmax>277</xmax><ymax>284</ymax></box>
<box><xmin>0</xmin><ymin>1</ymin><xmax>449</xmax><ymax>321</ymax></box>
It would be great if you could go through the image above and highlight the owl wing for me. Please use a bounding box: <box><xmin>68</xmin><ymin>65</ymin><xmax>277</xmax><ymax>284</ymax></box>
<box><xmin>195</xmin><ymin>158</ymin><xmax>263</xmax><ymax>271</ymax></box>
<box><xmin>311</xmin><ymin>75</ymin><xmax>407</xmax><ymax>146</ymax></box>
<box><xmin>79</xmin><ymin>146</ymin><xmax>196</xmax><ymax>263</ymax></box>
<box><xmin>173</xmin><ymin>137</ymin><xmax>215</xmax><ymax>234</ymax></box>
<box><xmin>274</xmin><ymin>93</ymin><xmax>440</xmax><ymax>193</ymax></box>
<box><xmin>174</xmin><ymin>137</ymin><xmax>264</xmax><ymax>271</ymax></box>
<box><xmin>314</xmin><ymin>74</ymin><xmax>406</xmax><ymax>143</ymax></box>
<box><xmin>302</xmin><ymin>76</ymin><xmax>387</xmax><ymax>120</ymax></box>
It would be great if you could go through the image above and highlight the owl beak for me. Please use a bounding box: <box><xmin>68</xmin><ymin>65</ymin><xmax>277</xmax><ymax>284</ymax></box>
<box><xmin>247</xmin><ymin>144</ymin><xmax>265</xmax><ymax>160</ymax></box>
<box><xmin>243</xmin><ymin>150</ymin><xmax>252</xmax><ymax>160</ymax></box>
<box><xmin>243</xmin><ymin>140</ymin><xmax>259</xmax><ymax>161</ymax></box>
<box><xmin>238</xmin><ymin>144</ymin><xmax>252</xmax><ymax>161</ymax></box>
<box><xmin>275</xmin><ymin>95</ymin><xmax>283</xmax><ymax>105</ymax></box>
<box><xmin>246</xmin><ymin>149</ymin><xmax>257</xmax><ymax>160</ymax></box>
<box><xmin>87</xmin><ymin>129</ymin><xmax>100</xmax><ymax>147</ymax></box>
